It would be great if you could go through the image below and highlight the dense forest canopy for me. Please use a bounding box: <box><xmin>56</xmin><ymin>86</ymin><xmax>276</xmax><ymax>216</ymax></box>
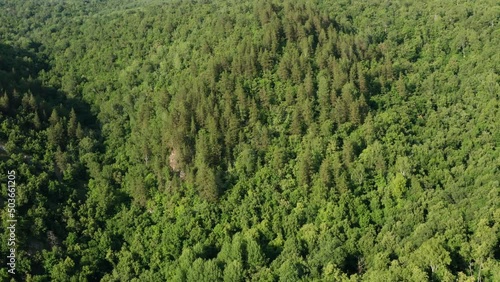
<box><xmin>1</xmin><ymin>0</ymin><xmax>499</xmax><ymax>280</ymax></box>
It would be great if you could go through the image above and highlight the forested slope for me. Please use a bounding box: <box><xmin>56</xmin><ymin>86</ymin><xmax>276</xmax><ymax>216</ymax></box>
<box><xmin>1</xmin><ymin>0</ymin><xmax>499</xmax><ymax>281</ymax></box>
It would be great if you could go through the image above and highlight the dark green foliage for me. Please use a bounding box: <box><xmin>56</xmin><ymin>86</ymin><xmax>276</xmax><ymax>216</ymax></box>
<box><xmin>1</xmin><ymin>0</ymin><xmax>499</xmax><ymax>281</ymax></box>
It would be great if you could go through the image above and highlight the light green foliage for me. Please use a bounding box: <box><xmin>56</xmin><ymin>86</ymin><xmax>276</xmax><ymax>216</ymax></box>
<box><xmin>0</xmin><ymin>0</ymin><xmax>499</xmax><ymax>281</ymax></box>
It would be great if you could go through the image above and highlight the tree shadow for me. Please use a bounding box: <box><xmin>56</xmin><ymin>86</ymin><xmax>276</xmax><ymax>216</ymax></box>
<box><xmin>1</xmin><ymin>42</ymin><xmax>99</xmax><ymax>131</ymax></box>
<box><xmin>0</xmin><ymin>42</ymin><xmax>120</xmax><ymax>279</ymax></box>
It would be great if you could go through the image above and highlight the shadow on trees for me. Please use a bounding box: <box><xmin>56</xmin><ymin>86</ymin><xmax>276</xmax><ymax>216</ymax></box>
<box><xmin>0</xmin><ymin>42</ymin><xmax>119</xmax><ymax>278</ymax></box>
<box><xmin>0</xmin><ymin>42</ymin><xmax>99</xmax><ymax>131</ymax></box>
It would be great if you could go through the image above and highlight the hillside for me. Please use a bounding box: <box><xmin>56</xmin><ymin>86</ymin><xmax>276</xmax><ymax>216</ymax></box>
<box><xmin>1</xmin><ymin>0</ymin><xmax>499</xmax><ymax>280</ymax></box>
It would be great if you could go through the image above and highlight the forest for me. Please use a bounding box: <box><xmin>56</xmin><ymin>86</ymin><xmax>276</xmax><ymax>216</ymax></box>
<box><xmin>0</xmin><ymin>0</ymin><xmax>499</xmax><ymax>281</ymax></box>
